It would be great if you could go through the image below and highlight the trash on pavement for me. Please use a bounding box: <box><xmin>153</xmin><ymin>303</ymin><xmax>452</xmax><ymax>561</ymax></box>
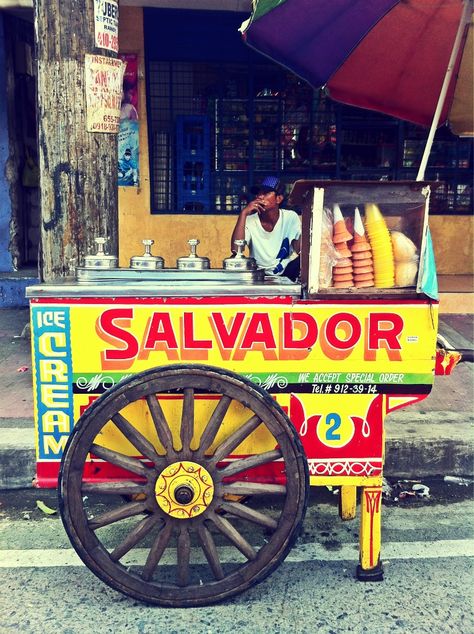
<box><xmin>16</xmin><ymin>365</ymin><xmax>29</xmax><ymax>373</ymax></box>
<box><xmin>382</xmin><ymin>479</ymin><xmax>431</xmax><ymax>503</ymax></box>
<box><xmin>36</xmin><ymin>500</ymin><xmax>57</xmax><ymax>515</ymax></box>
<box><xmin>444</xmin><ymin>475</ymin><xmax>472</xmax><ymax>486</ymax></box>
<box><xmin>381</xmin><ymin>477</ymin><xmax>393</xmax><ymax>498</ymax></box>
<box><xmin>412</xmin><ymin>483</ymin><xmax>430</xmax><ymax>498</ymax></box>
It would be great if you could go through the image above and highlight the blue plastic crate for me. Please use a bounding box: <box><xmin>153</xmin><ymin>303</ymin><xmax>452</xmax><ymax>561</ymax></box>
<box><xmin>176</xmin><ymin>115</ymin><xmax>210</xmax><ymax>157</ymax></box>
<box><xmin>176</xmin><ymin>116</ymin><xmax>211</xmax><ymax>211</ymax></box>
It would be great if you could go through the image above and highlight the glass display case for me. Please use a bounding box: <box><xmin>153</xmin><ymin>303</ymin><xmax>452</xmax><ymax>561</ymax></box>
<box><xmin>289</xmin><ymin>180</ymin><xmax>430</xmax><ymax>297</ymax></box>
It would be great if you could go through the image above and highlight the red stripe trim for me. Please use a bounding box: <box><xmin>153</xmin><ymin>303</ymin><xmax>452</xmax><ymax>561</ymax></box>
<box><xmin>31</xmin><ymin>296</ymin><xmax>438</xmax><ymax>307</ymax></box>
<box><xmin>297</xmin><ymin>299</ymin><xmax>438</xmax><ymax>306</ymax></box>
<box><xmin>31</xmin><ymin>296</ymin><xmax>296</xmax><ymax>306</ymax></box>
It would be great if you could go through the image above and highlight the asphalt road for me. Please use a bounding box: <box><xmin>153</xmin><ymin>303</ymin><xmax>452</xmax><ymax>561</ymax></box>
<box><xmin>1</xmin><ymin>482</ymin><xmax>473</xmax><ymax>634</ymax></box>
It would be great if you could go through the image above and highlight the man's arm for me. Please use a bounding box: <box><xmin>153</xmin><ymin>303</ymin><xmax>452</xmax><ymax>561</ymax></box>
<box><xmin>291</xmin><ymin>237</ymin><xmax>301</xmax><ymax>255</ymax></box>
<box><xmin>230</xmin><ymin>199</ymin><xmax>263</xmax><ymax>252</ymax></box>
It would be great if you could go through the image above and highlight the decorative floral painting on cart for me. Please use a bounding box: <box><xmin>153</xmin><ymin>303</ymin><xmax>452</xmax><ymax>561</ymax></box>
<box><xmin>118</xmin><ymin>53</ymin><xmax>139</xmax><ymax>187</ymax></box>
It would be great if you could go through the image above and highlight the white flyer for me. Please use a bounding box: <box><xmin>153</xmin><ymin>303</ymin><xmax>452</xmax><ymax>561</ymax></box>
<box><xmin>94</xmin><ymin>0</ymin><xmax>119</xmax><ymax>53</ymax></box>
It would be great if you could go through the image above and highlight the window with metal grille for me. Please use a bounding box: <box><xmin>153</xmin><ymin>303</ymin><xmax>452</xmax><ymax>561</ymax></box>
<box><xmin>146</xmin><ymin>59</ymin><xmax>336</xmax><ymax>213</ymax></box>
<box><xmin>145</xmin><ymin>9</ymin><xmax>472</xmax><ymax>215</ymax></box>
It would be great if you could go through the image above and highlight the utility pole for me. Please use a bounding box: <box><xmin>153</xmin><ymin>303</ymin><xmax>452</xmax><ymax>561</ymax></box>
<box><xmin>34</xmin><ymin>0</ymin><xmax>119</xmax><ymax>281</ymax></box>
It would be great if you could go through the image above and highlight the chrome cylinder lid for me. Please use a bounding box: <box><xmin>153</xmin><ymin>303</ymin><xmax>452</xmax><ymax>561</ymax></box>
<box><xmin>83</xmin><ymin>237</ymin><xmax>118</xmax><ymax>269</ymax></box>
<box><xmin>223</xmin><ymin>239</ymin><xmax>257</xmax><ymax>271</ymax></box>
<box><xmin>177</xmin><ymin>239</ymin><xmax>210</xmax><ymax>270</ymax></box>
<box><xmin>130</xmin><ymin>239</ymin><xmax>165</xmax><ymax>269</ymax></box>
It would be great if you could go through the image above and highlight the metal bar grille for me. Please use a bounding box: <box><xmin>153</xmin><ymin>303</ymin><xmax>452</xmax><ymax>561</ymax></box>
<box><xmin>146</xmin><ymin>60</ymin><xmax>472</xmax><ymax>215</ymax></box>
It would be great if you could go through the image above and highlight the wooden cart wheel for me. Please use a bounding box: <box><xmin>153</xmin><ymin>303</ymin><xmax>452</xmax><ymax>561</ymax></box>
<box><xmin>59</xmin><ymin>364</ymin><xmax>308</xmax><ymax>607</ymax></box>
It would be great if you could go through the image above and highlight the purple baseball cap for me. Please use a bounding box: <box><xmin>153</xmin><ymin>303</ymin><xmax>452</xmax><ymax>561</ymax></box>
<box><xmin>251</xmin><ymin>175</ymin><xmax>285</xmax><ymax>195</ymax></box>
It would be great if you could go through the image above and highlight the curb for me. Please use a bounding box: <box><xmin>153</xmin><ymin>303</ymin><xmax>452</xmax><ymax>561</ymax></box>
<box><xmin>1</xmin><ymin>413</ymin><xmax>472</xmax><ymax>490</ymax></box>
<box><xmin>384</xmin><ymin>412</ymin><xmax>474</xmax><ymax>478</ymax></box>
<box><xmin>0</xmin><ymin>428</ymin><xmax>36</xmax><ymax>489</ymax></box>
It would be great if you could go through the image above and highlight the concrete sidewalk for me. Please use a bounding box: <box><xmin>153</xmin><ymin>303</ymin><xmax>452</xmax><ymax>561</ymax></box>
<box><xmin>0</xmin><ymin>308</ymin><xmax>472</xmax><ymax>489</ymax></box>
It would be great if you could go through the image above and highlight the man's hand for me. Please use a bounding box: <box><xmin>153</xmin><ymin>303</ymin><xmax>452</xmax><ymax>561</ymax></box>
<box><xmin>242</xmin><ymin>198</ymin><xmax>265</xmax><ymax>216</ymax></box>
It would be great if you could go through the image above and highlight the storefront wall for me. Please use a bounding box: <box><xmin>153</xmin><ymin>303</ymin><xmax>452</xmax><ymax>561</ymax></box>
<box><xmin>117</xmin><ymin>6</ymin><xmax>232</xmax><ymax>269</ymax></box>
<box><xmin>118</xmin><ymin>7</ymin><xmax>473</xmax><ymax>275</ymax></box>
<box><xmin>431</xmin><ymin>214</ymin><xmax>473</xmax><ymax>274</ymax></box>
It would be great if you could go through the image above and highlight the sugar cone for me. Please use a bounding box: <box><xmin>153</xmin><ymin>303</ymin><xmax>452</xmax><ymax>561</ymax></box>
<box><xmin>355</xmin><ymin>279</ymin><xmax>375</xmax><ymax>288</ymax></box>
<box><xmin>353</xmin><ymin>250</ymin><xmax>373</xmax><ymax>261</ymax></box>
<box><xmin>335</xmin><ymin>245</ymin><xmax>352</xmax><ymax>258</ymax></box>
<box><xmin>354</xmin><ymin>272</ymin><xmax>375</xmax><ymax>282</ymax></box>
<box><xmin>334</xmin><ymin>270</ymin><xmax>353</xmax><ymax>279</ymax></box>
<box><xmin>333</xmin><ymin>265</ymin><xmax>353</xmax><ymax>274</ymax></box>
<box><xmin>353</xmin><ymin>255</ymin><xmax>373</xmax><ymax>265</ymax></box>
<box><xmin>353</xmin><ymin>264</ymin><xmax>373</xmax><ymax>275</ymax></box>
<box><xmin>335</xmin><ymin>257</ymin><xmax>353</xmax><ymax>267</ymax></box>
<box><xmin>333</xmin><ymin>204</ymin><xmax>352</xmax><ymax>243</ymax></box>
<box><xmin>353</xmin><ymin>207</ymin><xmax>366</xmax><ymax>243</ymax></box>
<box><xmin>351</xmin><ymin>242</ymin><xmax>372</xmax><ymax>253</ymax></box>
<box><xmin>351</xmin><ymin>205</ymin><xmax>373</xmax><ymax>283</ymax></box>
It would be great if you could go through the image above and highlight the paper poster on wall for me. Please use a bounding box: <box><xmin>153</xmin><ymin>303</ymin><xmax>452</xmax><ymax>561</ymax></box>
<box><xmin>118</xmin><ymin>54</ymin><xmax>139</xmax><ymax>186</ymax></box>
<box><xmin>120</xmin><ymin>54</ymin><xmax>139</xmax><ymax>121</ymax></box>
<box><xmin>94</xmin><ymin>0</ymin><xmax>119</xmax><ymax>53</ymax></box>
<box><xmin>118</xmin><ymin>120</ymin><xmax>139</xmax><ymax>186</ymax></box>
<box><xmin>85</xmin><ymin>54</ymin><xmax>125</xmax><ymax>133</ymax></box>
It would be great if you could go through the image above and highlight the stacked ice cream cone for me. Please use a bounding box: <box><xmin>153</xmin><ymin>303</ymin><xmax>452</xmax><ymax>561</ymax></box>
<box><xmin>332</xmin><ymin>204</ymin><xmax>353</xmax><ymax>288</ymax></box>
<box><xmin>351</xmin><ymin>207</ymin><xmax>374</xmax><ymax>288</ymax></box>
<box><xmin>364</xmin><ymin>203</ymin><xmax>395</xmax><ymax>288</ymax></box>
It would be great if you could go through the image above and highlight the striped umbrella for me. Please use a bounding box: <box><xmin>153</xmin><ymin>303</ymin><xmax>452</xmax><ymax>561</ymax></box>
<box><xmin>241</xmin><ymin>0</ymin><xmax>473</xmax><ymax>177</ymax></box>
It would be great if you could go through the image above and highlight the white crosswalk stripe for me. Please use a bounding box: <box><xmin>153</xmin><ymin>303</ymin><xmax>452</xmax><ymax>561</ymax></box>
<box><xmin>1</xmin><ymin>539</ymin><xmax>473</xmax><ymax>568</ymax></box>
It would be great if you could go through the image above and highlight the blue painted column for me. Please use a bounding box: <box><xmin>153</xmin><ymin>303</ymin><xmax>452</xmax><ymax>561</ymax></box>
<box><xmin>0</xmin><ymin>13</ymin><xmax>13</xmax><ymax>272</ymax></box>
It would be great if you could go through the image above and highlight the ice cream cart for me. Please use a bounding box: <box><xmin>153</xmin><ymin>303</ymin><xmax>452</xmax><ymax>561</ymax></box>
<box><xmin>27</xmin><ymin>181</ymin><xmax>440</xmax><ymax>607</ymax></box>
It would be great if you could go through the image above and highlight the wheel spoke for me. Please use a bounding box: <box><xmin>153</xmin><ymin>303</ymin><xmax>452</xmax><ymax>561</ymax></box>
<box><xmin>110</xmin><ymin>514</ymin><xmax>163</xmax><ymax>562</ymax></box>
<box><xmin>142</xmin><ymin>520</ymin><xmax>173</xmax><ymax>581</ymax></box>
<box><xmin>82</xmin><ymin>481</ymin><xmax>147</xmax><ymax>496</ymax></box>
<box><xmin>176</xmin><ymin>527</ymin><xmax>191</xmax><ymax>587</ymax></box>
<box><xmin>199</xmin><ymin>395</ymin><xmax>232</xmax><ymax>454</ymax></box>
<box><xmin>209</xmin><ymin>512</ymin><xmax>257</xmax><ymax>561</ymax></box>
<box><xmin>219</xmin><ymin>502</ymin><xmax>278</xmax><ymax>530</ymax></box>
<box><xmin>212</xmin><ymin>414</ymin><xmax>262</xmax><ymax>463</ymax></box>
<box><xmin>196</xmin><ymin>523</ymin><xmax>224</xmax><ymax>580</ymax></box>
<box><xmin>88</xmin><ymin>501</ymin><xmax>147</xmax><ymax>530</ymax></box>
<box><xmin>111</xmin><ymin>412</ymin><xmax>163</xmax><ymax>466</ymax></box>
<box><xmin>90</xmin><ymin>444</ymin><xmax>149</xmax><ymax>478</ymax></box>
<box><xmin>218</xmin><ymin>449</ymin><xmax>282</xmax><ymax>479</ymax></box>
<box><xmin>222</xmin><ymin>482</ymin><xmax>286</xmax><ymax>496</ymax></box>
<box><xmin>180</xmin><ymin>387</ymin><xmax>194</xmax><ymax>452</ymax></box>
<box><xmin>146</xmin><ymin>395</ymin><xmax>174</xmax><ymax>453</ymax></box>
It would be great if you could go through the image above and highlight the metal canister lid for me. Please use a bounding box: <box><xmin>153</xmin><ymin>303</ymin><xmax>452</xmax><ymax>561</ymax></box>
<box><xmin>176</xmin><ymin>239</ymin><xmax>210</xmax><ymax>270</ymax></box>
<box><xmin>83</xmin><ymin>237</ymin><xmax>118</xmax><ymax>269</ymax></box>
<box><xmin>223</xmin><ymin>239</ymin><xmax>257</xmax><ymax>271</ymax></box>
<box><xmin>130</xmin><ymin>239</ymin><xmax>165</xmax><ymax>269</ymax></box>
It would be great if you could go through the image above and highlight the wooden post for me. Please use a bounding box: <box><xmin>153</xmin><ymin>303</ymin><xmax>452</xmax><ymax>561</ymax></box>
<box><xmin>34</xmin><ymin>0</ymin><xmax>119</xmax><ymax>281</ymax></box>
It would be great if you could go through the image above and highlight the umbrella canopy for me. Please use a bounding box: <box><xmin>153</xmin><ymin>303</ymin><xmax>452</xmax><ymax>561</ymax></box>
<box><xmin>242</xmin><ymin>0</ymin><xmax>473</xmax><ymax>137</ymax></box>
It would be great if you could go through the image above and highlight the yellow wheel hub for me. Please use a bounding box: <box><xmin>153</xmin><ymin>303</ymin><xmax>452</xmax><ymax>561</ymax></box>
<box><xmin>155</xmin><ymin>461</ymin><xmax>214</xmax><ymax>519</ymax></box>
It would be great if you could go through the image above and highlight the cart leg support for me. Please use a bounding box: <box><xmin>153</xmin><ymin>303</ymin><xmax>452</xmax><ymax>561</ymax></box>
<box><xmin>357</xmin><ymin>485</ymin><xmax>384</xmax><ymax>581</ymax></box>
<box><xmin>339</xmin><ymin>485</ymin><xmax>357</xmax><ymax>520</ymax></box>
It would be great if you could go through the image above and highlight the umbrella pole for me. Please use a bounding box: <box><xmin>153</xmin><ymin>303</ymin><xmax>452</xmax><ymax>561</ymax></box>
<box><xmin>416</xmin><ymin>0</ymin><xmax>472</xmax><ymax>181</ymax></box>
